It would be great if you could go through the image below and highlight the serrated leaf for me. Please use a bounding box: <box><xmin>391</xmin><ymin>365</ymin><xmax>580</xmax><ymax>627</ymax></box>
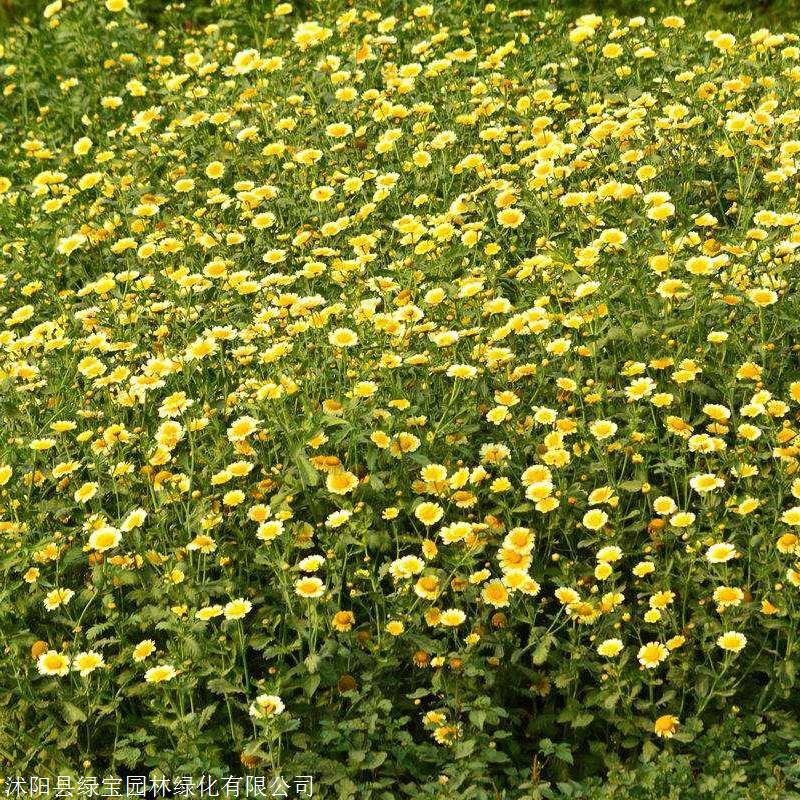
<box><xmin>294</xmin><ymin>453</ymin><xmax>319</xmax><ymax>487</ymax></box>
<box><xmin>303</xmin><ymin>673</ymin><xmax>321</xmax><ymax>698</ymax></box>
<box><xmin>453</xmin><ymin>740</ymin><xmax>476</xmax><ymax>759</ymax></box>
<box><xmin>62</xmin><ymin>702</ymin><xmax>87</xmax><ymax>724</ymax></box>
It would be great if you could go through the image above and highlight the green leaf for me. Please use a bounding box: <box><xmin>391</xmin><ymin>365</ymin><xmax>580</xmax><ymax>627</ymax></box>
<box><xmin>303</xmin><ymin>673</ymin><xmax>321</xmax><ymax>698</ymax></box>
<box><xmin>304</xmin><ymin>652</ymin><xmax>320</xmax><ymax>673</ymax></box>
<box><xmin>532</xmin><ymin>634</ymin><xmax>555</xmax><ymax>665</ymax></box>
<box><xmin>207</xmin><ymin>677</ymin><xmax>243</xmax><ymax>695</ymax></box>
<box><xmin>602</xmin><ymin>692</ymin><xmax>620</xmax><ymax>710</ymax></box>
<box><xmin>197</xmin><ymin>703</ymin><xmax>218</xmax><ymax>729</ymax></box>
<box><xmin>554</xmin><ymin>743</ymin><xmax>574</xmax><ymax>765</ymax></box>
<box><xmin>469</xmin><ymin>709</ymin><xmax>487</xmax><ymax>730</ymax></box>
<box><xmin>113</xmin><ymin>745</ymin><xmax>141</xmax><ymax>769</ymax></box>
<box><xmin>572</xmin><ymin>712</ymin><xmax>594</xmax><ymax>729</ymax></box>
<box><xmin>364</xmin><ymin>751</ymin><xmax>388</xmax><ymax>769</ymax></box>
<box><xmin>453</xmin><ymin>740</ymin><xmax>476</xmax><ymax>759</ymax></box>
<box><xmin>62</xmin><ymin>702</ymin><xmax>87</xmax><ymax>724</ymax></box>
<box><xmin>348</xmin><ymin>749</ymin><xmax>366</xmax><ymax>766</ymax></box>
<box><xmin>642</xmin><ymin>739</ymin><xmax>658</xmax><ymax>763</ymax></box>
<box><xmin>294</xmin><ymin>453</ymin><xmax>319</xmax><ymax>487</ymax></box>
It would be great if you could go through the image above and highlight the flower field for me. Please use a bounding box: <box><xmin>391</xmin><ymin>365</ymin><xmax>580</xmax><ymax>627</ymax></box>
<box><xmin>1</xmin><ymin>0</ymin><xmax>800</xmax><ymax>796</ymax></box>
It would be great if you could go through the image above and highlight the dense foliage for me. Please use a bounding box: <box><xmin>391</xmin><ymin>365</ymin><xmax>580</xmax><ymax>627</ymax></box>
<box><xmin>1</xmin><ymin>1</ymin><xmax>800</xmax><ymax>797</ymax></box>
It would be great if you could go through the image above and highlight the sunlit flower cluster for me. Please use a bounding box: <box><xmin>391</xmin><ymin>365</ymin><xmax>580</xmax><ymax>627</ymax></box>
<box><xmin>2</xmin><ymin>0</ymin><xmax>800</xmax><ymax>784</ymax></box>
